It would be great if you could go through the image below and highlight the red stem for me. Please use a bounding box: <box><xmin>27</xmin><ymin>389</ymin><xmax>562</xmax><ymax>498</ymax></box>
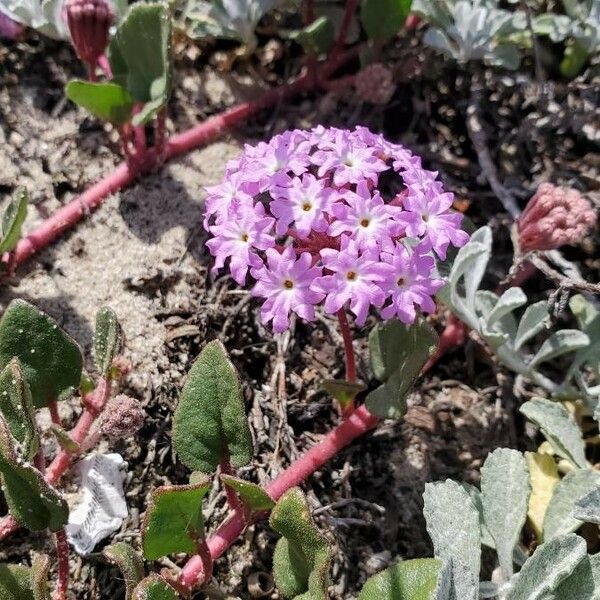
<box><xmin>195</xmin><ymin>539</ymin><xmax>214</xmax><ymax>586</ymax></box>
<box><xmin>10</xmin><ymin>51</ymin><xmax>356</xmax><ymax>269</ymax></box>
<box><xmin>421</xmin><ymin>314</ymin><xmax>466</xmax><ymax>374</ymax></box>
<box><xmin>337</xmin><ymin>309</ymin><xmax>357</xmax><ymax>383</ymax></box>
<box><xmin>97</xmin><ymin>54</ymin><xmax>112</xmax><ymax>79</ymax></box>
<box><xmin>179</xmin><ymin>404</ymin><xmax>380</xmax><ymax>589</ymax></box>
<box><xmin>48</xmin><ymin>401</ymin><xmax>62</xmax><ymax>427</ymax></box>
<box><xmin>331</xmin><ymin>0</ymin><xmax>359</xmax><ymax>58</ymax></box>
<box><xmin>220</xmin><ymin>458</ymin><xmax>242</xmax><ymax>513</ymax></box>
<box><xmin>54</xmin><ymin>530</ymin><xmax>70</xmax><ymax>600</ymax></box>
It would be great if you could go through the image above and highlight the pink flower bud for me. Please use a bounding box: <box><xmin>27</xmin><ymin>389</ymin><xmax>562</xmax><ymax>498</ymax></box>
<box><xmin>65</xmin><ymin>0</ymin><xmax>113</xmax><ymax>67</ymax></box>
<box><xmin>354</xmin><ymin>63</ymin><xmax>395</xmax><ymax>106</ymax></box>
<box><xmin>99</xmin><ymin>394</ymin><xmax>145</xmax><ymax>440</ymax></box>
<box><xmin>518</xmin><ymin>183</ymin><xmax>597</xmax><ymax>252</ymax></box>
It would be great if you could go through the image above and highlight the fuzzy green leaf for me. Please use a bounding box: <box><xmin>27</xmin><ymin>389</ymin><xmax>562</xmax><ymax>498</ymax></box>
<box><xmin>132</xmin><ymin>576</ymin><xmax>179</xmax><ymax>600</ymax></box>
<box><xmin>0</xmin><ymin>564</ymin><xmax>33</xmax><ymax>600</ymax></box>
<box><xmin>520</xmin><ymin>398</ymin><xmax>587</xmax><ymax>469</ymax></box>
<box><xmin>543</xmin><ymin>470</ymin><xmax>600</xmax><ymax>541</ymax></box>
<box><xmin>30</xmin><ymin>555</ymin><xmax>50</xmax><ymax>600</ymax></box>
<box><xmin>0</xmin><ymin>359</ymin><xmax>38</xmax><ymax>461</ymax></box>
<box><xmin>0</xmin><ymin>419</ymin><xmax>68</xmax><ymax>531</ymax></box>
<box><xmin>220</xmin><ymin>475</ymin><xmax>275</xmax><ymax>511</ymax></box>
<box><xmin>423</xmin><ymin>480</ymin><xmax>481</xmax><ymax>587</ymax></box>
<box><xmin>142</xmin><ymin>475</ymin><xmax>211</xmax><ymax>560</ymax></box>
<box><xmin>172</xmin><ymin>340</ymin><xmax>252</xmax><ymax>473</ymax></box>
<box><xmin>93</xmin><ymin>307</ymin><xmax>121</xmax><ymax>377</ymax></box>
<box><xmin>358</xmin><ymin>558</ymin><xmax>441</xmax><ymax>600</ymax></box>
<box><xmin>0</xmin><ymin>300</ymin><xmax>83</xmax><ymax>408</ymax></box>
<box><xmin>103</xmin><ymin>542</ymin><xmax>145</xmax><ymax>600</ymax></box>
<box><xmin>48</xmin><ymin>425</ymin><xmax>79</xmax><ymax>454</ymax></box>
<box><xmin>480</xmin><ymin>448</ymin><xmax>530</xmax><ymax>578</ymax></box>
<box><xmin>361</xmin><ymin>0</ymin><xmax>412</xmax><ymax>42</ymax></box>
<box><xmin>270</xmin><ymin>488</ymin><xmax>333</xmax><ymax>600</ymax></box>
<box><xmin>109</xmin><ymin>3</ymin><xmax>173</xmax><ymax>124</ymax></box>
<box><xmin>506</xmin><ymin>533</ymin><xmax>586</xmax><ymax>600</ymax></box>
<box><xmin>0</xmin><ymin>188</ymin><xmax>28</xmax><ymax>254</ymax></box>
<box><xmin>65</xmin><ymin>81</ymin><xmax>134</xmax><ymax>125</ymax></box>
<box><xmin>366</xmin><ymin>319</ymin><xmax>437</xmax><ymax>419</ymax></box>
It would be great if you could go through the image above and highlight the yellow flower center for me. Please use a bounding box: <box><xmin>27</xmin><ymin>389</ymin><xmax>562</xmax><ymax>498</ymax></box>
<box><xmin>283</xmin><ymin>279</ymin><xmax>294</xmax><ymax>289</ymax></box>
<box><xmin>346</xmin><ymin>271</ymin><xmax>357</xmax><ymax>281</ymax></box>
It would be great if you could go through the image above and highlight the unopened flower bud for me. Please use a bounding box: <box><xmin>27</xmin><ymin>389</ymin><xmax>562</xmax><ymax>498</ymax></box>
<box><xmin>65</xmin><ymin>0</ymin><xmax>113</xmax><ymax>67</ymax></box>
<box><xmin>354</xmin><ymin>63</ymin><xmax>395</xmax><ymax>106</ymax></box>
<box><xmin>99</xmin><ymin>395</ymin><xmax>145</xmax><ymax>440</ymax></box>
<box><xmin>517</xmin><ymin>183</ymin><xmax>597</xmax><ymax>253</ymax></box>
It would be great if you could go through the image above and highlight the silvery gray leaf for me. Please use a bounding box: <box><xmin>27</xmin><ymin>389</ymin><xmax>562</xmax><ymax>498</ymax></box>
<box><xmin>547</xmin><ymin>553</ymin><xmax>600</xmax><ymax>600</ymax></box>
<box><xmin>543</xmin><ymin>470</ymin><xmax>600</xmax><ymax>541</ymax></box>
<box><xmin>423</xmin><ymin>480</ymin><xmax>481</xmax><ymax>583</ymax></box>
<box><xmin>432</xmin><ymin>558</ymin><xmax>478</xmax><ymax>600</ymax></box>
<box><xmin>481</xmin><ymin>448</ymin><xmax>530</xmax><ymax>579</ymax></box>
<box><xmin>506</xmin><ymin>534</ymin><xmax>586</xmax><ymax>600</ymax></box>
<box><xmin>514</xmin><ymin>301</ymin><xmax>550</xmax><ymax>351</ymax></box>
<box><xmin>573</xmin><ymin>486</ymin><xmax>600</xmax><ymax>524</ymax></box>
<box><xmin>520</xmin><ymin>398</ymin><xmax>587</xmax><ymax>469</ymax></box>
<box><xmin>529</xmin><ymin>330</ymin><xmax>590</xmax><ymax>368</ymax></box>
<box><xmin>460</xmin><ymin>482</ymin><xmax>495</xmax><ymax>548</ymax></box>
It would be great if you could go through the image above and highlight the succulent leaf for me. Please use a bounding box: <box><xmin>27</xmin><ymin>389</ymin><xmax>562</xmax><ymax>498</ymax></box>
<box><xmin>93</xmin><ymin>307</ymin><xmax>122</xmax><ymax>377</ymax></box>
<box><xmin>0</xmin><ymin>564</ymin><xmax>34</xmax><ymax>600</ymax></box>
<box><xmin>30</xmin><ymin>555</ymin><xmax>50</xmax><ymax>600</ymax></box>
<box><xmin>0</xmin><ymin>188</ymin><xmax>28</xmax><ymax>254</ymax></box>
<box><xmin>220</xmin><ymin>475</ymin><xmax>275</xmax><ymax>512</ymax></box>
<box><xmin>131</xmin><ymin>576</ymin><xmax>179</xmax><ymax>600</ymax></box>
<box><xmin>103</xmin><ymin>542</ymin><xmax>145</xmax><ymax>600</ymax></box>
<box><xmin>361</xmin><ymin>0</ymin><xmax>412</xmax><ymax>42</ymax></box>
<box><xmin>65</xmin><ymin>81</ymin><xmax>134</xmax><ymax>125</ymax></box>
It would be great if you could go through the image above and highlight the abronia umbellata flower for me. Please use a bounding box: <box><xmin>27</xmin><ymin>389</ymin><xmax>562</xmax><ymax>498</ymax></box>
<box><xmin>204</xmin><ymin>126</ymin><xmax>469</xmax><ymax>333</ymax></box>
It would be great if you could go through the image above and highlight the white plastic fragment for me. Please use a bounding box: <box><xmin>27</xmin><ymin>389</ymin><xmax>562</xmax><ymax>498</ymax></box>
<box><xmin>65</xmin><ymin>453</ymin><xmax>128</xmax><ymax>555</ymax></box>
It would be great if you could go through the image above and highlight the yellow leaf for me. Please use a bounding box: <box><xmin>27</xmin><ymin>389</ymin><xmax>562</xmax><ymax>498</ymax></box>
<box><xmin>526</xmin><ymin>451</ymin><xmax>560</xmax><ymax>541</ymax></box>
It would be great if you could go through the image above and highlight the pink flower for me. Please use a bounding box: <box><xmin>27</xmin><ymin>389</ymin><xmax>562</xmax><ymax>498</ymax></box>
<box><xmin>202</xmin><ymin>125</ymin><xmax>469</xmax><ymax>332</ymax></box>
<box><xmin>312</xmin><ymin>130</ymin><xmax>387</xmax><ymax>186</ymax></box>
<box><xmin>251</xmin><ymin>248</ymin><xmax>324</xmax><ymax>333</ymax></box>
<box><xmin>380</xmin><ymin>244</ymin><xmax>444</xmax><ymax>323</ymax></box>
<box><xmin>206</xmin><ymin>202</ymin><xmax>275</xmax><ymax>285</ymax></box>
<box><xmin>328</xmin><ymin>181</ymin><xmax>402</xmax><ymax>251</ymax></box>
<box><xmin>270</xmin><ymin>174</ymin><xmax>336</xmax><ymax>238</ymax></box>
<box><xmin>312</xmin><ymin>236</ymin><xmax>391</xmax><ymax>326</ymax></box>
<box><xmin>398</xmin><ymin>186</ymin><xmax>469</xmax><ymax>259</ymax></box>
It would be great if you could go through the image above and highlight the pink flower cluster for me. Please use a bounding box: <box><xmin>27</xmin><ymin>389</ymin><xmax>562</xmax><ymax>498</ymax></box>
<box><xmin>204</xmin><ymin>126</ymin><xmax>469</xmax><ymax>333</ymax></box>
<box><xmin>518</xmin><ymin>183</ymin><xmax>597</xmax><ymax>253</ymax></box>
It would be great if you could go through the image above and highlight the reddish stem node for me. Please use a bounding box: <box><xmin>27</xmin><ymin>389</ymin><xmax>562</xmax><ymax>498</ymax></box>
<box><xmin>220</xmin><ymin>458</ymin><xmax>243</xmax><ymax>513</ymax></box>
<box><xmin>48</xmin><ymin>401</ymin><xmax>62</xmax><ymax>427</ymax></box>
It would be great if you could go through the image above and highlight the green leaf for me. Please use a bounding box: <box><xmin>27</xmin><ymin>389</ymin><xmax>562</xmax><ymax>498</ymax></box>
<box><xmin>520</xmin><ymin>398</ymin><xmax>587</xmax><ymax>469</ymax></box>
<box><xmin>132</xmin><ymin>576</ymin><xmax>179</xmax><ymax>600</ymax></box>
<box><xmin>103</xmin><ymin>542</ymin><xmax>145</xmax><ymax>600</ymax></box>
<box><xmin>366</xmin><ymin>319</ymin><xmax>437</xmax><ymax>419</ymax></box>
<box><xmin>0</xmin><ymin>419</ymin><xmax>69</xmax><ymax>532</ymax></box>
<box><xmin>109</xmin><ymin>3</ymin><xmax>173</xmax><ymax>123</ymax></box>
<box><xmin>480</xmin><ymin>448</ymin><xmax>530</xmax><ymax>578</ymax></box>
<box><xmin>0</xmin><ymin>564</ymin><xmax>34</xmax><ymax>600</ymax></box>
<box><xmin>172</xmin><ymin>340</ymin><xmax>252</xmax><ymax>473</ymax></box>
<box><xmin>514</xmin><ymin>301</ymin><xmax>549</xmax><ymax>351</ymax></box>
<box><xmin>0</xmin><ymin>300</ymin><xmax>83</xmax><ymax>408</ymax></box>
<box><xmin>31</xmin><ymin>555</ymin><xmax>50</xmax><ymax>600</ymax></box>
<box><xmin>361</xmin><ymin>0</ymin><xmax>412</xmax><ymax>42</ymax></box>
<box><xmin>288</xmin><ymin>16</ymin><xmax>335</xmax><ymax>55</ymax></box>
<box><xmin>422</xmin><ymin>480</ymin><xmax>481</xmax><ymax>587</ymax></box>
<box><xmin>270</xmin><ymin>488</ymin><xmax>333</xmax><ymax>600</ymax></box>
<box><xmin>548</xmin><ymin>553</ymin><xmax>600</xmax><ymax>600</ymax></box>
<box><xmin>220</xmin><ymin>475</ymin><xmax>275</xmax><ymax>511</ymax></box>
<box><xmin>142</xmin><ymin>475</ymin><xmax>211</xmax><ymax>560</ymax></box>
<box><xmin>529</xmin><ymin>330</ymin><xmax>590</xmax><ymax>368</ymax></box>
<box><xmin>93</xmin><ymin>307</ymin><xmax>121</xmax><ymax>377</ymax></box>
<box><xmin>358</xmin><ymin>558</ymin><xmax>441</xmax><ymax>600</ymax></box>
<box><xmin>0</xmin><ymin>188</ymin><xmax>28</xmax><ymax>254</ymax></box>
<box><xmin>506</xmin><ymin>534</ymin><xmax>586</xmax><ymax>600</ymax></box>
<box><xmin>560</xmin><ymin>39</ymin><xmax>590</xmax><ymax>79</ymax></box>
<box><xmin>322</xmin><ymin>379</ymin><xmax>366</xmax><ymax>410</ymax></box>
<box><xmin>0</xmin><ymin>359</ymin><xmax>38</xmax><ymax>461</ymax></box>
<box><xmin>48</xmin><ymin>425</ymin><xmax>79</xmax><ymax>454</ymax></box>
<box><xmin>573</xmin><ymin>487</ymin><xmax>600</xmax><ymax>525</ymax></box>
<box><xmin>543</xmin><ymin>470</ymin><xmax>600</xmax><ymax>541</ymax></box>
<box><xmin>65</xmin><ymin>81</ymin><xmax>134</xmax><ymax>125</ymax></box>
